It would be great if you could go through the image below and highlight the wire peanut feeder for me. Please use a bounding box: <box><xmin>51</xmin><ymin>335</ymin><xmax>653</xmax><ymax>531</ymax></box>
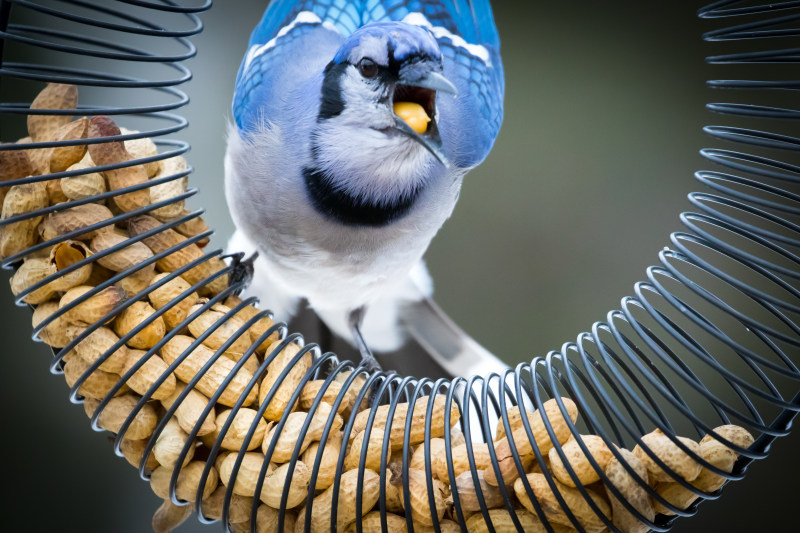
<box><xmin>0</xmin><ymin>1</ymin><xmax>798</xmax><ymax>532</ymax></box>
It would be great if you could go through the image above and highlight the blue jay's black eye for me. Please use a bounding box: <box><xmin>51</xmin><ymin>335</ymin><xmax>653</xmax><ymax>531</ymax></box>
<box><xmin>358</xmin><ymin>58</ymin><xmax>378</xmax><ymax>79</ymax></box>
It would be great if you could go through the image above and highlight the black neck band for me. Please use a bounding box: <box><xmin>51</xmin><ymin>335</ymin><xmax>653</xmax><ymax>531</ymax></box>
<box><xmin>303</xmin><ymin>166</ymin><xmax>419</xmax><ymax>227</ymax></box>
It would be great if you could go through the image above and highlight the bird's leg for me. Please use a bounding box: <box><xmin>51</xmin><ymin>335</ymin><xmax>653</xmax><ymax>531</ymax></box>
<box><xmin>348</xmin><ymin>306</ymin><xmax>382</xmax><ymax>374</ymax></box>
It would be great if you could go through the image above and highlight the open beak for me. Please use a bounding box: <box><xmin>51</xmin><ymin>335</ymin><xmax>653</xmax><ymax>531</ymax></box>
<box><xmin>392</xmin><ymin>70</ymin><xmax>457</xmax><ymax>168</ymax></box>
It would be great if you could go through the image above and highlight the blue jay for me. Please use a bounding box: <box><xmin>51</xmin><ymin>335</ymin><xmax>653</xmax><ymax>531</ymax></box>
<box><xmin>225</xmin><ymin>1</ymin><xmax>505</xmax><ymax>374</ymax></box>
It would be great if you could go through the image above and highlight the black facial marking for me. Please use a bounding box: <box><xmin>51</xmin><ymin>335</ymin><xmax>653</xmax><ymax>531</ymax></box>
<box><xmin>303</xmin><ymin>166</ymin><xmax>419</xmax><ymax>227</ymax></box>
<box><xmin>318</xmin><ymin>62</ymin><xmax>347</xmax><ymax>120</ymax></box>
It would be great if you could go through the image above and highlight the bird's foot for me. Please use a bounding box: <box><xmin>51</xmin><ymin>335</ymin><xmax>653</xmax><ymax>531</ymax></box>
<box><xmin>226</xmin><ymin>250</ymin><xmax>259</xmax><ymax>293</ymax></box>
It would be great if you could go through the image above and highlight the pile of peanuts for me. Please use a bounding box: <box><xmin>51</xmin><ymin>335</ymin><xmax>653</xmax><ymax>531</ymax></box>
<box><xmin>2</xmin><ymin>83</ymin><xmax>756</xmax><ymax>533</ymax></box>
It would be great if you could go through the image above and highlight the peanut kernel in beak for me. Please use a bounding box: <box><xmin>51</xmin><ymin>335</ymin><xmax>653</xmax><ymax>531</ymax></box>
<box><xmin>393</xmin><ymin>101</ymin><xmax>431</xmax><ymax>134</ymax></box>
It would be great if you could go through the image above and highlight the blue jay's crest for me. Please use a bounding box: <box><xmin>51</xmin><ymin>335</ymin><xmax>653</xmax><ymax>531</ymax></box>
<box><xmin>331</xmin><ymin>21</ymin><xmax>441</xmax><ymax>67</ymax></box>
<box><xmin>232</xmin><ymin>0</ymin><xmax>504</xmax><ymax>169</ymax></box>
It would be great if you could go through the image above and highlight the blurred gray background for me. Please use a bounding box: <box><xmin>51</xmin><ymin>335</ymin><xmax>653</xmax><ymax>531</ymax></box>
<box><xmin>0</xmin><ymin>0</ymin><xmax>798</xmax><ymax>531</ymax></box>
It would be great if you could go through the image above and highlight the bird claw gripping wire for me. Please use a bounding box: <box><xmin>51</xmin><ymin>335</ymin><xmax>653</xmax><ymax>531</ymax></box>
<box><xmin>226</xmin><ymin>251</ymin><xmax>258</xmax><ymax>296</ymax></box>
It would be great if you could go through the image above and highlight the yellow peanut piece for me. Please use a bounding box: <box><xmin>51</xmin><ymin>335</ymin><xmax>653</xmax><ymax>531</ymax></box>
<box><xmin>394</xmin><ymin>101</ymin><xmax>431</xmax><ymax>134</ymax></box>
<box><xmin>259</xmin><ymin>341</ymin><xmax>312</xmax><ymax>421</ymax></box>
<box><xmin>152</xmin><ymin>498</ymin><xmax>193</xmax><ymax>533</ymax></box>
<box><xmin>633</xmin><ymin>429</ymin><xmax>702</xmax><ymax>483</ymax></box>
<box><xmin>153</xmin><ymin>417</ymin><xmax>195</xmax><ymax>469</ymax></box>
<box><xmin>96</xmin><ymin>394</ymin><xmax>157</xmax><ymax>440</ymax></box>
<box><xmin>120</xmin><ymin>349</ymin><xmax>176</xmax><ymax>401</ymax></box>
<box><xmin>114</xmin><ymin>301</ymin><xmax>166</xmax><ymax>350</ymax></box>
<box><xmin>515</xmin><ymin>473</ymin><xmax>611</xmax><ymax>533</ymax></box>
<box><xmin>160</xmin><ymin>335</ymin><xmax>257</xmax><ymax>407</ymax></box>
<box><xmin>604</xmin><ymin>448</ymin><xmax>654</xmax><ymax>533</ymax></box>
<box><xmin>549</xmin><ymin>434</ymin><xmax>614</xmax><ymax>487</ymax></box>
<box><xmin>215</xmin><ymin>408</ymin><xmax>267</xmax><ymax>451</ymax></box>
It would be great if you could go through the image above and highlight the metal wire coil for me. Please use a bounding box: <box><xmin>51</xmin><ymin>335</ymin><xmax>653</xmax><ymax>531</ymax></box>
<box><xmin>0</xmin><ymin>0</ymin><xmax>798</xmax><ymax>532</ymax></box>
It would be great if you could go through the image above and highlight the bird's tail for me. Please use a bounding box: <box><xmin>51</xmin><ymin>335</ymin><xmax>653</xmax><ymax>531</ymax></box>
<box><xmin>400</xmin><ymin>293</ymin><xmax>510</xmax><ymax>380</ymax></box>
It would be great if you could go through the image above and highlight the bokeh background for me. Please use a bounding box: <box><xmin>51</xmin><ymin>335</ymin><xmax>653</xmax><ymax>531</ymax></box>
<box><xmin>0</xmin><ymin>0</ymin><xmax>797</xmax><ymax>531</ymax></box>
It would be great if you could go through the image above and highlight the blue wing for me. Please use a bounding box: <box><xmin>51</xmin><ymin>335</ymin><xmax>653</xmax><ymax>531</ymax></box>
<box><xmin>233</xmin><ymin>0</ymin><xmax>504</xmax><ymax>168</ymax></box>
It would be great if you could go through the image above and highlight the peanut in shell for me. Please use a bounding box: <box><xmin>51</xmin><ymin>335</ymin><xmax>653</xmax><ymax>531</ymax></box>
<box><xmin>160</xmin><ymin>335</ymin><xmax>257</xmax><ymax>407</ymax></box>
<box><xmin>87</xmin><ymin>116</ymin><xmax>150</xmax><ymax>213</ymax></box>
<box><xmin>549</xmin><ymin>434</ymin><xmax>614</xmax><ymax>487</ymax></box>
<box><xmin>633</xmin><ymin>429</ymin><xmax>702</xmax><ymax>483</ymax></box>
<box><xmin>27</xmin><ymin>83</ymin><xmax>78</xmax><ymax>142</ymax></box>
<box><xmin>49</xmin><ymin>117</ymin><xmax>88</xmax><ymax>173</ymax></box>
<box><xmin>114</xmin><ymin>300</ymin><xmax>165</xmax><ymax>349</ymax></box>
<box><xmin>96</xmin><ymin>393</ymin><xmax>158</xmax><ymax>440</ymax></box>
<box><xmin>0</xmin><ymin>181</ymin><xmax>48</xmax><ymax>259</ymax></box>
<box><xmin>39</xmin><ymin>202</ymin><xmax>114</xmax><ymax>242</ymax></box>
<box><xmin>514</xmin><ymin>472</ymin><xmax>611</xmax><ymax>533</ymax></box>
<box><xmin>120</xmin><ymin>349</ymin><xmax>176</xmax><ymax>400</ymax></box>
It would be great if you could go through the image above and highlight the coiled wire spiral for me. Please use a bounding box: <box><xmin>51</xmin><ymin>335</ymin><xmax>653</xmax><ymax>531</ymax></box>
<box><xmin>0</xmin><ymin>0</ymin><xmax>798</xmax><ymax>531</ymax></box>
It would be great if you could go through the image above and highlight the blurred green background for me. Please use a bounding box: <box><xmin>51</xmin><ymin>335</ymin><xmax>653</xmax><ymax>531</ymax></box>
<box><xmin>0</xmin><ymin>0</ymin><xmax>798</xmax><ymax>531</ymax></box>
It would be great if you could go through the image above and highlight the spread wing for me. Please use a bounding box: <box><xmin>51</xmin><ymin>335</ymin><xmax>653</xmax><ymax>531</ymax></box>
<box><xmin>233</xmin><ymin>0</ymin><xmax>504</xmax><ymax>168</ymax></box>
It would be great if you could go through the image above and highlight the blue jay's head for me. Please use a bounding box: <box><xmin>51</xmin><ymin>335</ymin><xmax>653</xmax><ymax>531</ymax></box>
<box><xmin>312</xmin><ymin>22</ymin><xmax>457</xmax><ymax>182</ymax></box>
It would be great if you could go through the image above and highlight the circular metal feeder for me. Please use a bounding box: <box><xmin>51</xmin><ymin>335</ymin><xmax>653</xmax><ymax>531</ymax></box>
<box><xmin>1</xmin><ymin>1</ymin><xmax>799</xmax><ymax>532</ymax></box>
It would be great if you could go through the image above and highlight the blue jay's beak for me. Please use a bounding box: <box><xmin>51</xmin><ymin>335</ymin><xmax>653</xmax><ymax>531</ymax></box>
<box><xmin>392</xmin><ymin>114</ymin><xmax>449</xmax><ymax>167</ymax></box>
<box><xmin>392</xmin><ymin>71</ymin><xmax>457</xmax><ymax>167</ymax></box>
<box><xmin>412</xmin><ymin>71</ymin><xmax>458</xmax><ymax>96</ymax></box>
